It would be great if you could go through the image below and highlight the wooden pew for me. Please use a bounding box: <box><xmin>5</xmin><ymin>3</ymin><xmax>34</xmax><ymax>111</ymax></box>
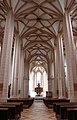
<box><xmin>0</xmin><ymin>104</ymin><xmax>16</xmax><ymax>119</ymax></box>
<box><xmin>7</xmin><ymin>97</ymin><xmax>34</xmax><ymax>108</ymax></box>
<box><xmin>67</xmin><ymin>108</ymin><xmax>77</xmax><ymax>120</ymax></box>
<box><xmin>43</xmin><ymin>97</ymin><xmax>70</xmax><ymax>108</ymax></box>
<box><xmin>0</xmin><ymin>108</ymin><xmax>9</xmax><ymax>120</ymax></box>
<box><xmin>59</xmin><ymin>103</ymin><xmax>77</xmax><ymax>119</ymax></box>
<box><xmin>0</xmin><ymin>102</ymin><xmax>23</xmax><ymax>119</ymax></box>
<box><xmin>53</xmin><ymin>102</ymin><xmax>70</xmax><ymax>115</ymax></box>
<box><xmin>3</xmin><ymin>102</ymin><xmax>23</xmax><ymax>119</ymax></box>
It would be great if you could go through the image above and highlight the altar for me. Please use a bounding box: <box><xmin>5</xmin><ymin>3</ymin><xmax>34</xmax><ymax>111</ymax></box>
<box><xmin>35</xmin><ymin>83</ymin><xmax>43</xmax><ymax>96</ymax></box>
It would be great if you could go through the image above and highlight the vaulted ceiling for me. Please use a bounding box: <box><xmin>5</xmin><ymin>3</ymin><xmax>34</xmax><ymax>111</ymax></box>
<box><xmin>0</xmin><ymin>0</ymin><xmax>77</xmax><ymax>71</ymax></box>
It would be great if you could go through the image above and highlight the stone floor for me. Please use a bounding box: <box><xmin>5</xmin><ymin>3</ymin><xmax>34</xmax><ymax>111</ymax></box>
<box><xmin>20</xmin><ymin>100</ymin><xmax>57</xmax><ymax>120</ymax></box>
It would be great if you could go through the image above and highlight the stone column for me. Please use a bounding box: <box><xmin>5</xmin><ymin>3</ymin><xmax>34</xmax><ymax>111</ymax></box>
<box><xmin>48</xmin><ymin>63</ymin><xmax>52</xmax><ymax>92</ymax></box>
<box><xmin>11</xmin><ymin>39</ymin><xmax>17</xmax><ymax>97</ymax></box>
<box><xmin>48</xmin><ymin>53</ymin><xmax>53</xmax><ymax>97</ymax></box>
<box><xmin>0</xmin><ymin>43</ymin><xmax>2</xmax><ymax>68</ymax></box>
<box><xmin>17</xmin><ymin>39</ymin><xmax>22</xmax><ymax>97</ymax></box>
<box><xmin>75</xmin><ymin>42</ymin><xmax>77</xmax><ymax>78</ymax></box>
<box><xmin>53</xmin><ymin>48</ymin><xmax>58</xmax><ymax>98</ymax></box>
<box><xmin>57</xmin><ymin>34</ymin><xmax>66</xmax><ymax>98</ymax></box>
<box><xmin>0</xmin><ymin>10</ymin><xmax>14</xmax><ymax>101</ymax></box>
<box><xmin>36</xmin><ymin>72</ymin><xmax>37</xmax><ymax>87</ymax></box>
<box><xmin>48</xmin><ymin>77</ymin><xmax>52</xmax><ymax>92</ymax></box>
<box><xmin>63</xmin><ymin>11</ymin><xmax>77</xmax><ymax>101</ymax></box>
<box><xmin>18</xmin><ymin>46</ymin><xmax>24</xmax><ymax>98</ymax></box>
<box><xmin>24</xmin><ymin>58</ymin><xmax>29</xmax><ymax>98</ymax></box>
<box><xmin>11</xmin><ymin>33</ymin><xmax>19</xmax><ymax>97</ymax></box>
<box><xmin>33</xmin><ymin>71</ymin><xmax>35</xmax><ymax>91</ymax></box>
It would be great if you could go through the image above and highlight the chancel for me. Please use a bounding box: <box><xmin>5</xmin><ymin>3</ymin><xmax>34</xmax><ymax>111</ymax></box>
<box><xmin>0</xmin><ymin>0</ymin><xmax>77</xmax><ymax>120</ymax></box>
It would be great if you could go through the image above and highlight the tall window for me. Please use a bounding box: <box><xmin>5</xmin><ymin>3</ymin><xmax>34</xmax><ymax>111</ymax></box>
<box><xmin>37</xmin><ymin>72</ymin><xmax>41</xmax><ymax>85</ymax></box>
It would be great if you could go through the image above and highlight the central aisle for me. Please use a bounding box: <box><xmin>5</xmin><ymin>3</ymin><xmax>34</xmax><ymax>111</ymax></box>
<box><xmin>21</xmin><ymin>100</ymin><xmax>57</xmax><ymax>120</ymax></box>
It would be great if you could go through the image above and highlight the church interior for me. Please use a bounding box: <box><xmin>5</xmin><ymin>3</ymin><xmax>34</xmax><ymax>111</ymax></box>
<box><xmin>0</xmin><ymin>0</ymin><xmax>77</xmax><ymax>119</ymax></box>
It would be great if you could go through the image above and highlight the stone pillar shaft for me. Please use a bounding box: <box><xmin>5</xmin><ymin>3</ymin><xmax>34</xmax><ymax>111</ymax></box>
<box><xmin>0</xmin><ymin>10</ymin><xmax>14</xmax><ymax>101</ymax></box>
<box><xmin>17</xmin><ymin>39</ymin><xmax>22</xmax><ymax>97</ymax></box>
<box><xmin>11</xmin><ymin>38</ymin><xmax>16</xmax><ymax>97</ymax></box>
<box><xmin>48</xmin><ymin>53</ymin><xmax>53</xmax><ymax>92</ymax></box>
<box><xmin>57</xmin><ymin>35</ymin><xmax>66</xmax><ymax>98</ymax></box>
<box><xmin>63</xmin><ymin>11</ymin><xmax>77</xmax><ymax>100</ymax></box>
<box><xmin>33</xmin><ymin>72</ymin><xmax>35</xmax><ymax>91</ymax></box>
<box><xmin>12</xmin><ymin>33</ymin><xmax>19</xmax><ymax>97</ymax></box>
<box><xmin>20</xmin><ymin>48</ymin><xmax>24</xmax><ymax>98</ymax></box>
<box><xmin>24</xmin><ymin>59</ymin><xmax>29</xmax><ymax>98</ymax></box>
<box><xmin>53</xmin><ymin>48</ymin><xmax>58</xmax><ymax>98</ymax></box>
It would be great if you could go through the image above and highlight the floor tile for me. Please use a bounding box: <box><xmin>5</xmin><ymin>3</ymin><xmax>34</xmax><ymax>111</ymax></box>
<box><xmin>21</xmin><ymin>100</ymin><xmax>57</xmax><ymax>120</ymax></box>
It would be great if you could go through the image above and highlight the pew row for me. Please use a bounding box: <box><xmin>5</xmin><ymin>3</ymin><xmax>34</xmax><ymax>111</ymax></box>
<box><xmin>0</xmin><ymin>102</ymin><xmax>23</xmax><ymax>120</ymax></box>
<box><xmin>43</xmin><ymin>97</ymin><xmax>70</xmax><ymax>108</ymax></box>
<box><xmin>67</xmin><ymin>108</ymin><xmax>77</xmax><ymax>120</ymax></box>
<box><xmin>7</xmin><ymin>97</ymin><xmax>34</xmax><ymax>108</ymax></box>
<box><xmin>53</xmin><ymin>102</ymin><xmax>77</xmax><ymax>120</ymax></box>
<box><xmin>43</xmin><ymin>98</ymin><xmax>77</xmax><ymax>120</ymax></box>
<box><xmin>0</xmin><ymin>108</ymin><xmax>8</xmax><ymax>120</ymax></box>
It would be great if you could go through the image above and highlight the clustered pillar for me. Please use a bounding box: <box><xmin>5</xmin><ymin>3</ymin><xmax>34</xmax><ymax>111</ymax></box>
<box><xmin>24</xmin><ymin>58</ymin><xmax>29</xmax><ymax>98</ymax></box>
<box><xmin>0</xmin><ymin>10</ymin><xmax>14</xmax><ymax>101</ymax></box>
<box><xmin>57</xmin><ymin>34</ymin><xmax>66</xmax><ymax>98</ymax></box>
<box><xmin>63</xmin><ymin>11</ymin><xmax>77</xmax><ymax>101</ymax></box>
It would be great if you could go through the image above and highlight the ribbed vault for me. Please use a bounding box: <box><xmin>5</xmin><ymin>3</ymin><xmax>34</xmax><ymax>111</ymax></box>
<box><xmin>0</xmin><ymin>0</ymin><xmax>77</xmax><ymax>70</ymax></box>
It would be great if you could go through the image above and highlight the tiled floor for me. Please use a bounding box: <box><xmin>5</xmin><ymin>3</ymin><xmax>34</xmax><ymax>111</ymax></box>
<box><xmin>21</xmin><ymin>100</ymin><xmax>57</xmax><ymax>120</ymax></box>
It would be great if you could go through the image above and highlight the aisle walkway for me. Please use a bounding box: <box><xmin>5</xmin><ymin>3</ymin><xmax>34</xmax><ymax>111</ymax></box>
<box><xmin>21</xmin><ymin>100</ymin><xmax>57</xmax><ymax>120</ymax></box>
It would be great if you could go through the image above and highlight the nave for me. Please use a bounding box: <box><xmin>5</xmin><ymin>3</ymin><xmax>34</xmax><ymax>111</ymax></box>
<box><xmin>21</xmin><ymin>100</ymin><xmax>56</xmax><ymax>120</ymax></box>
<box><xmin>0</xmin><ymin>0</ymin><xmax>77</xmax><ymax>119</ymax></box>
